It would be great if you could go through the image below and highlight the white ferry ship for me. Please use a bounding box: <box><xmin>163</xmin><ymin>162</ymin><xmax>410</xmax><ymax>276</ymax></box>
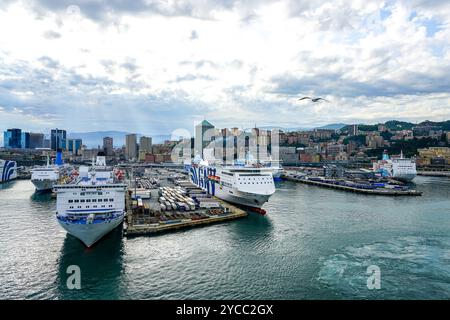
<box><xmin>54</xmin><ymin>154</ymin><xmax>126</xmax><ymax>247</ymax></box>
<box><xmin>31</xmin><ymin>151</ymin><xmax>73</xmax><ymax>192</ymax></box>
<box><xmin>185</xmin><ymin>158</ymin><xmax>276</xmax><ymax>210</ymax></box>
<box><xmin>0</xmin><ymin>159</ymin><xmax>17</xmax><ymax>183</ymax></box>
<box><xmin>373</xmin><ymin>150</ymin><xmax>417</xmax><ymax>182</ymax></box>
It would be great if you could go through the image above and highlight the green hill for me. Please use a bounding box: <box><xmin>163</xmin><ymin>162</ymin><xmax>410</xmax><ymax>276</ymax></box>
<box><xmin>384</xmin><ymin>120</ymin><xmax>415</xmax><ymax>131</ymax></box>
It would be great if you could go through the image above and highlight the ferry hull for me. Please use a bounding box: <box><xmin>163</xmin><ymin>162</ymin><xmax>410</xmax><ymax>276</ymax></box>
<box><xmin>373</xmin><ymin>151</ymin><xmax>416</xmax><ymax>183</ymax></box>
<box><xmin>393</xmin><ymin>173</ymin><xmax>416</xmax><ymax>182</ymax></box>
<box><xmin>214</xmin><ymin>187</ymin><xmax>271</xmax><ymax>208</ymax></box>
<box><xmin>187</xmin><ymin>163</ymin><xmax>275</xmax><ymax>209</ymax></box>
<box><xmin>31</xmin><ymin>179</ymin><xmax>55</xmax><ymax>191</ymax></box>
<box><xmin>57</xmin><ymin>213</ymin><xmax>124</xmax><ymax>247</ymax></box>
<box><xmin>272</xmin><ymin>172</ymin><xmax>284</xmax><ymax>181</ymax></box>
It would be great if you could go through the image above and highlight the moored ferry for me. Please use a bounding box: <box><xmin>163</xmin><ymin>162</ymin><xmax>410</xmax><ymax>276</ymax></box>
<box><xmin>373</xmin><ymin>150</ymin><xmax>417</xmax><ymax>182</ymax></box>
<box><xmin>54</xmin><ymin>154</ymin><xmax>126</xmax><ymax>247</ymax></box>
<box><xmin>31</xmin><ymin>151</ymin><xmax>73</xmax><ymax>192</ymax></box>
<box><xmin>185</xmin><ymin>158</ymin><xmax>276</xmax><ymax>209</ymax></box>
<box><xmin>0</xmin><ymin>159</ymin><xmax>17</xmax><ymax>183</ymax></box>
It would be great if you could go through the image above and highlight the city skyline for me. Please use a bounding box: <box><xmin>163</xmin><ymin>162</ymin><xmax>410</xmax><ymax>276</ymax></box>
<box><xmin>1</xmin><ymin>1</ymin><xmax>450</xmax><ymax>135</ymax></box>
<box><xmin>3</xmin><ymin>117</ymin><xmax>450</xmax><ymax>150</ymax></box>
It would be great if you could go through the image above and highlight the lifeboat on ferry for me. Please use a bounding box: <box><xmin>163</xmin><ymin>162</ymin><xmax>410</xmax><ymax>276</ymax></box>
<box><xmin>114</xmin><ymin>169</ymin><xmax>124</xmax><ymax>180</ymax></box>
<box><xmin>70</xmin><ymin>170</ymin><xmax>79</xmax><ymax>180</ymax></box>
<box><xmin>207</xmin><ymin>175</ymin><xmax>220</xmax><ymax>183</ymax></box>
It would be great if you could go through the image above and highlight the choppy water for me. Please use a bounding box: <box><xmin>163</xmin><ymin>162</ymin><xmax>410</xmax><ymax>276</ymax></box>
<box><xmin>0</xmin><ymin>177</ymin><xmax>449</xmax><ymax>299</ymax></box>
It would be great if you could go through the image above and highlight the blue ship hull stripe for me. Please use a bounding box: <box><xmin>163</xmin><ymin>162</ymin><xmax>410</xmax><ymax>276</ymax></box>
<box><xmin>2</xmin><ymin>161</ymin><xmax>16</xmax><ymax>182</ymax></box>
<box><xmin>186</xmin><ymin>164</ymin><xmax>216</xmax><ymax>196</ymax></box>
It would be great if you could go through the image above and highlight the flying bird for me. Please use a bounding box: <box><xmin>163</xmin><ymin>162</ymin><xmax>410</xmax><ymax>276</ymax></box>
<box><xmin>298</xmin><ymin>96</ymin><xmax>329</xmax><ymax>103</ymax></box>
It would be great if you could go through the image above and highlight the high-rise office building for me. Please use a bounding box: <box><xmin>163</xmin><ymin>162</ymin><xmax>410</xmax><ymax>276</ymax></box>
<box><xmin>51</xmin><ymin>129</ymin><xmax>67</xmax><ymax>151</ymax></box>
<box><xmin>3</xmin><ymin>128</ymin><xmax>22</xmax><ymax>149</ymax></box>
<box><xmin>103</xmin><ymin>137</ymin><xmax>113</xmax><ymax>156</ymax></box>
<box><xmin>29</xmin><ymin>133</ymin><xmax>44</xmax><ymax>149</ymax></box>
<box><xmin>67</xmin><ymin>139</ymin><xmax>82</xmax><ymax>155</ymax></box>
<box><xmin>125</xmin><ymin>134</ymin><xmax>137</xmax><ymax>160</ymax></box>
<box><xmin>20</xmin><ymin>132</ymin><xmax>30</xmax><ymax>149</ymax></box>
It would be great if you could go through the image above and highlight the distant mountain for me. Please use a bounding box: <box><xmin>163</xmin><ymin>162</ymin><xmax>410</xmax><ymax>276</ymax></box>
<box><xmin>256</xmin><ymin>123</ymin><xmax>347</xmax><ymax>132</ymax></box>
<box><xmin>416</xmin><ymin>120</ymin><xmax>450</xmax><ymax>130</ymax></box>
<box><xmin>68</xmin><ymin>131</ymin><xmax>130</xmax><ymax>148</ymax></box>
<box><xmin>353</xmin><ymin>120</ymin><xmax>449</xmax><ymax>132</ymax></box>
<box><xmin>338</xmin><ymin>121</ymin><xmax>415</xmax><ymax>133</ymax></box>
<box><xmin>68</xmin><ymin>131</ymin><xmax>171</xmax><ymax>148</ymax></box>
<box><xmin>314</xmin><ymin>123</ymin><xmax>347</xmax><ymax>130</ymax></box>
<box><xmin>254</xmin><ymin>123</ymin><xmax>345</xmax><ymax>132</ymax></box>
<box><xmin>284</xmin><ymin>127</ymin><xmax>311</xmax><ymax>131</ymax></box>
<box><xmin>246</xmin><ymin>126</ymin><xmax>287</xmax><ymax>131</ymax></box>
<box><xmin>244</xmin><ymin>126</ymin><xmax>309</xmax><ymax>132</ymax></box>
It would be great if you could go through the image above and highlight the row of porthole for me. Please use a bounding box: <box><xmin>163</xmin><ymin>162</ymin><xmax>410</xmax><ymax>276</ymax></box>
<box><xmin>69</xmin><ymin>205</ymin><xmax>114</xmax><ymax>209</ymax></box>
<box><xmin>68</xmin><ymin>198</ymin><xmax>114</xmax><ymax>203</ymax></box>
<box><xmin>239</xmin><ymin>181</ymin><xmax>271</xmax><ymax>184</ymax></box>
<box><xmin>73</xmin><ymin>192</ymin><xmax>110</xmax><ymax>195</ymax></box>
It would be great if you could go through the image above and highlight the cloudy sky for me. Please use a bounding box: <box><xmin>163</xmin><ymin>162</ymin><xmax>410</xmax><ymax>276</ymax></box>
<box><xmin>0</xmin><ymin>0</ymin><xmax>449</xmax><ymax>139</ymax></box>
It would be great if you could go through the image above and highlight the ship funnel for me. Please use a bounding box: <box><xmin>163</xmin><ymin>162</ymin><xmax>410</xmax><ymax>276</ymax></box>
<box><xmin>55</xmin><ymin>149</ymin><xmax>63</xmax><ymax>166</ymax></box>
<box><xmin>96</xmin><ymin>151</ymin><xmax>106</xmax><ymax>166</ymax></box>
<box><xmin>96</xmin><ymin>156</ymin><xmax>106</xmax><ymax>166</ymax></box>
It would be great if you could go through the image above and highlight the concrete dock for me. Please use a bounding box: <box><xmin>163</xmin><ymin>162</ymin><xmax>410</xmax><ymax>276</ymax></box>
<box><xmin>284</xmin><ymin>174</ymin><xmax>422</xmax><ymax>196</ymax></box>
<box><xmin>124</xmin><ymin>196</ymin><xmax>247</xmax><ymax>236</ymax></box>
<box><xmin>123</xmin><ymin>170</ymin><xmax>247</xmax><ymax>236</ymax></box>
<box><xmin>417</xmin><ymin>170</ymin><xmax>450</xmax><ymax>177</ymax></box>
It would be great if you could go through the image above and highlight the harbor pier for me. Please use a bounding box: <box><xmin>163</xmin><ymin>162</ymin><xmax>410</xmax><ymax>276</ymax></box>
<box><xmin>417</xmin><ymin>170</ymin><xmax>450</xmax><ymax>177</ymax></box>
<box><xmin>123</xmin><ymin>169</ymin><xmax>247</xmax><ymax>237</ymax></box>
<box><xmin>284</xmin><ymin>173</ymin><xmax>422</xmax><ymax>196</ymax></box>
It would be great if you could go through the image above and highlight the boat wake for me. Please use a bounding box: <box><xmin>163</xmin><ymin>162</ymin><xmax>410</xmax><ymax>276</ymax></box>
<box><xmin>317</xmin><ymin>236</ymin><xmax>450</xmax><ymax>299</ymax></box>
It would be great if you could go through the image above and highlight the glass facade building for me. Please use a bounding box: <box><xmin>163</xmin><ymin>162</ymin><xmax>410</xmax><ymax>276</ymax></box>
<box><xmin>51</xmin><ymin>129</ymin><xmax>67</xmax><ymax>151</ymax></box>
<box><xmin>20</xmin><ymin>132</ymin><xmax>30</xmax><ymax>149</ymax></box>
<box><xmin>3</xmin><ymin>128</ymin><xmax>22</xmax><ymax>149</ymax></box>
<box><xmin>67</xmin><ymin>138</ymin><xmax>82</xmax><ymax>155</ymax></box>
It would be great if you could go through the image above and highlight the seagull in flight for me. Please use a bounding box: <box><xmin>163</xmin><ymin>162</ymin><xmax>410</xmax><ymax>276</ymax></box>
<box><xmin>298</xmin><ymin>96</ymin><xmax>329</xmax><ymax>103</ymax></box>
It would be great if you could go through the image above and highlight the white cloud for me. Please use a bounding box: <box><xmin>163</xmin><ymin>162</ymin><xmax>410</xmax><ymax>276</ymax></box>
<box><xmin>0</xmin><ymin>0</ymin><xmax>449</xmax><ymax>134</ymax></box>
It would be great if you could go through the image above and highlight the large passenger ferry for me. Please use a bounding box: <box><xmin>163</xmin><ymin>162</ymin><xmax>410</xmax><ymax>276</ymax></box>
<box><xmin>31</xmin><ymin>151</ymin><xmax>73</xmax><ymax>192</ymax></box>
<box><xmin>0</xmin><ymin>159</ymin><xmax>17</xmax><ymax>183</ymax></box>
<box><xmin>373</xmin><ymin>150</ymin><xmax>417</xmax><ymax>182</ymax></box>
<box><xmin>54</xmin><ymin>154</ymin><xmax>126</xmax><ymax>247</ymax></box>
<box><xmin>185</xmin><ymin>158</ymin><xmax>276</xmax><ymax>209</ymax></box>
